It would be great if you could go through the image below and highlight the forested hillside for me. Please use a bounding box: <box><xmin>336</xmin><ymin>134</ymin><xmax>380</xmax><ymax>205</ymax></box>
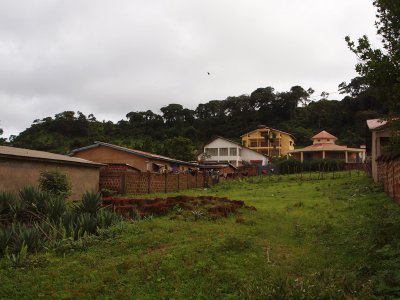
<box><xmin>5</xmin><ymin>82</ymin><xmax>386</xmax><ymax>160</ymax></box>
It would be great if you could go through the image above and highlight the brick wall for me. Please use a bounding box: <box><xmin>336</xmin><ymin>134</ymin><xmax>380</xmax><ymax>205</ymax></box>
<box><xmin>376</xmin><ymin>159</ymin><xmax>400</xmax><ymax>203</ymax></box>
<box><xmin>100</xmin><ymin>167</ymin><xmax>213</xmax><ymax>195</ymax></box>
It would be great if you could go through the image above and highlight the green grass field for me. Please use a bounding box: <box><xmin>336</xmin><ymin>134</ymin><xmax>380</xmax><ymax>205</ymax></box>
<box><xmin>1</xmin><ymin>173</ymin><xmax>399</xmax><ymax>299</ymax></box>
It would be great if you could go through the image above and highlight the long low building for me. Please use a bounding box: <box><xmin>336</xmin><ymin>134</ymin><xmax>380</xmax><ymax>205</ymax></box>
<box><xmin>0</xmin><ymin>146</ymin><xmax>103</xmax><ymax>200</ymax></box>
<box><xmin>69</xmin><ymin>141</ymin><xmax>197</xmax><ymax>173</ymax></box>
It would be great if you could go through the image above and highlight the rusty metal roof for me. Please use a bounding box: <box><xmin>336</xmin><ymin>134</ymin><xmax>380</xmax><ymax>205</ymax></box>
<box><xmin>0</xmin><ymin>145</ymin><xmax>104</xmax><ymax>167</ymax></box>
<box><xmin>69</xmin><ymin>141</ymin><xmax>198</xmax><ymax>166</ymax></box>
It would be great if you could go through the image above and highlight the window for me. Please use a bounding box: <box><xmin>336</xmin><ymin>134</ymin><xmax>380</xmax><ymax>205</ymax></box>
<box><xmin>250</xmin><ymin>139</ymin><xmax>258</xmax><ymax>147</ymax></box>
<box><xmin>205</xmin><ymin>148</ymin><xmax>218</xmax><ymax>156</ymax></box>
<box><xmin>230</xmin><ymin>148</ymin><xmax>237</xmax><ymax>156</ymax></box>
<box><xmin>290</xmin><ymin>141</ymin><xmax>293</xmax><ymax>146</ymax></box>
<box><xmin>219</xmin><ymin>148</ymin><xmax>228</xmax><ymax>156</ymax></box>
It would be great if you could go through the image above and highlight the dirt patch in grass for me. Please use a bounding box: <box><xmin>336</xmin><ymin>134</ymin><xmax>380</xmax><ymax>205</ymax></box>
<box><xmin>102</xmin><ymin>195</ymin><xmax>256</xmax><ymax>219</ymax></box>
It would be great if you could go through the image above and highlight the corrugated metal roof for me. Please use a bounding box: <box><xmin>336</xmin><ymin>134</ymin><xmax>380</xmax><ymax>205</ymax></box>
<box><xmin>367</xmin><ymin>119</ymin><xmax>388</xmax><ymax>130</ymax></box>
<box><xmin>69</xmin><ymin>141</ymin><xmax>197</xmax><ymax>166</ymax></box>
<box><xmin>0</xmin><ymin>146</ymin><xmax>104</xmax><ymax>167</ymax></box>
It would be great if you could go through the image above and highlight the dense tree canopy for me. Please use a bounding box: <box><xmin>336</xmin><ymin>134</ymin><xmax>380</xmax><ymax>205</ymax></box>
<box><xmin>345</xmin><ymin>0</ymin><xmax>400</xmax><ymax>150</ymax></box>
<box><xmin>5</xmin><ymin>82</ymin><xmax>386</xmax><ymax>160</ymax></box>
<box><xmin>0</xmin><ymin>127</ymin><xmax>4</xmax><ymax>145</ymax></box>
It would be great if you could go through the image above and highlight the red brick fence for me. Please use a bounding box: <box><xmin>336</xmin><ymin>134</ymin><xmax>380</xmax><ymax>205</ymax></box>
<box><xmin>376</xmin><ymin>157</ymin><xmax>400</xmax><ymax>203</ymax></box>
<box><xmin>99</xmin><ymin>165</ymin><xmax>241</xmax><ymax>195</ymax></box>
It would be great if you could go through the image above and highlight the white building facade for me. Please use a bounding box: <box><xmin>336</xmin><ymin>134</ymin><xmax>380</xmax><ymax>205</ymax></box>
<box><xmin>198</xmin><ymin>137</ymin><xmax>268</xmax><ymax>167</ymax></box>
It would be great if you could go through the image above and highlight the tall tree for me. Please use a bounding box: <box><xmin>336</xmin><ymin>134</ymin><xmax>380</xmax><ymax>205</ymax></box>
<box><xmin>345</xmin><ymin>0</ymin><xmax>400</xmax><ymax>149</ymax></box>
<box><xmin>0</xmin><ymin>127</ymin><xmax>5</xmax><ymax>145</ymax></box>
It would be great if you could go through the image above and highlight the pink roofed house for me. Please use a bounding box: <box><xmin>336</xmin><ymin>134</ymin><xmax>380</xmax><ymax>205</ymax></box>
<box><xmin>288</xmin><ymin>131</ymin><xmax>366</xmax><ymax>163</ymax></box>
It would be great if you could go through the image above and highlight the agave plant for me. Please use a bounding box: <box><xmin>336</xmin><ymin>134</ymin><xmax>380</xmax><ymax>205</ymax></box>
<box><xmin>19</xmin><ymin>186</ymin><xmax>40</xmax><ymax>211</ymax></box>
<box><xmin>97</xmin><ymin>209</ymin><xmax>121</xmax><ymax>229</ymax></box>
<box><xmin>62</xmin><ymin>211</ymin><xmax>81</xmax><ymax>240</ymax></box>
<box><xmin>78</xmin><ymin>192</ymin><xmax>102</xmax><ymax>216</ymax></box>
<box><xmin>0</xmin><ymin>192</ymin><xmax>17</xmax><ymax>217</ymax></box>
<box><xmin>78</xmin><ymin>213</ymin><xmax>98</xmax><ymax>235</ymax></box>
<box><xmin>0</xmin><ymin>226</ymin><xmax>12</xmax><ymax>255</ymax></box>
<box><xmin>11</xmin><ymin>223</ymin><xmax>42</xmax><ymax>253</ymax></box>
<box><xmin>8</xmin><ymin>198</ymin><xmax>26</xmax><ymax>222</ymax></box>
<box><xmin>45</xmin><ymin>195</ymin><xmax>66</xmax><ymax>224</ymax></box>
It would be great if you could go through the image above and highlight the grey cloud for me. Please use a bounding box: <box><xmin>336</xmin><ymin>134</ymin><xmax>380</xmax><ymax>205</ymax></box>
<box><xmin>0</xmin><ymin>0</ymin><xmax>377</xmax><ymax>138</ymax></box>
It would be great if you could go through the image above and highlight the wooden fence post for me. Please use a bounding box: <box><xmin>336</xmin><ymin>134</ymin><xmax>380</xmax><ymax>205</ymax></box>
<box><xmin>178</xmin><ymin>173</ymin><xmax>180</xmax><ymax>191</ymax></box>
<box><xmin>392</xmin><ymin>163</ymin><xmax>395</xmax><ymax>198</ymax></box>
<box><xmin>165</xmin><ymin>172</ymin><xmax>167</xmax><ymax>193</ymax></box>
<box><xmin>147</xmin><ymin>172</ymin><xmax>151</xmax><ymax>194</ymax></box>
<box><xmin>196</xmin><ymin>172</ymin><xmax>198</xmax><ymax>188</ymax></box>
<box><xmin>120</xmin><ymin>173</ymin><xmax>126</xmax><ymax>194</ymax></box>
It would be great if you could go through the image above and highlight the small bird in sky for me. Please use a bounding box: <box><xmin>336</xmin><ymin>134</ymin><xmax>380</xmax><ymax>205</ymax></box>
<box><xmin>207</xmin><ymin>72</ymin><xmax>210</xmax><ymax>75</ymax></box>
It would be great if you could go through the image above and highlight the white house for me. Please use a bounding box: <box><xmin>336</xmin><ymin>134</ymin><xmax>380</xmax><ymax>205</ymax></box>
<box><xmin>198</xmin><ymin>136</ymin><xmax>268</xmax><ymax>167</ymax></box>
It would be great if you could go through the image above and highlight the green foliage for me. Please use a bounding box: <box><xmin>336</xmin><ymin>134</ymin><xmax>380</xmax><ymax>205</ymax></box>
<box><xmin>6</xmin><ymin>241</ymin><xmax>28</xmax><ymax>267</ymax></box>
<box><xmin>163</xmin><ymin>136</ymin><xmax>196</xmax><ymax>161</ymax></box>
<box><xmin>77</xmin><ymin>192</ymin><xmax>101</xmax><ymax>216</ymax></box>
<box><xmin>271</xmin><ymin>157</ymin><xmax>345</xmax><ymax>174</ymax></box>
<box><xmin>345</xmin><ymin>0</ymin><xmax>400</xmax><ymax>148</ymax></box>
<box><xmin>11</xmin><ymin>223</ymin><xmax>42</xmax><ymax>254</ymax></box>
<box><xmin>1</xmin><ymin>174</ymin><xmax>392</xmax><ymax>298</ymax></box>
<box><xmin>0</xmin><ymin>192</ymin><xmax>17</xmax><ymax>216</ymax></box>
<box><xmin>100</xmin><ymin>188</ymin><xmax>117</xmax><ymax>197</ymax></box>
<box><xmin>0</xmin><ymin>227</ymin><xmax>12</xmax><ymax>255</ymax></box>
<box><xmin>38</xmin><ymin>170</ymin><xmax>71</xmax><ymax>199</ymax></box>
<box><xmin>97</xmin><ymin>209</ymin><xmax>122</xmax><ymax>228</ymax></box>
<box><xmin>0</xmin><ymin>186</ymin><xmax>121</xmax><ymax>260</ymax></box>
<box><xmin>9</xmin><ymin>80</ymin><xmax>386</xmax><ymax>157</ymax></box>
<box><xmin>19</xmin><ymin>186</ymin><xmax>65</xmax><ymax>223</ymax></box>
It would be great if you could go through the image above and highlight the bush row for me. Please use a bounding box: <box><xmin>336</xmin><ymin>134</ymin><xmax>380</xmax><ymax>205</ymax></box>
<box><xmin>0</xmin><ymin>187</ymin><xmax>122</xmax><ymax>261</ymax></box>
<box><xmin>270</xmin><ymin>158</ymin><xmax>346</xmax><ymax>174</ymax></box>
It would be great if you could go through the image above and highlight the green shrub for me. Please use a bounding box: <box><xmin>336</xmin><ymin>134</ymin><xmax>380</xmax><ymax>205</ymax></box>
<box><xmin>19</xmin><ymin>187</ymin><xmax>65</xmax><ymax>223</ymax></box>
<box><xmin>78</xmin><ymin>192</ymin><xmax>102</xmax><ymax>216</ymax></box>
<box><xmin>8</xmin><ymin>197</ymin><xmax>26</xmax><ymax>222</ymax></box>
<box><xmin>271</xmin><ymin>157</ymin><xmax>345</xmax><ymax>174</ymax></box>
<box><xmin>45</xmin><ymin>195</ymin><xmax>66</xmax><ymax>223</ymax></box>
<box><xmin>0</xmin><ymin>227</ymin><xmax>12</xmax><ymax>256</ymax></box>
<box><xmin>11</xmin><ymin>223</ymin><xmax>42</xmax><ymax>253</ymax></box>
<box><xmin>78</xmin><ymin>213</ymin><xmax>98</xmax><ymax>235</ymax></box>
<box><xmin>100</xmin><ymin>188</ymin><xmax>117</xmax><ymax>197</ymax></box>
<box><xmin>38</xmin><ymin>170</ymin><xmax>71</xmax><ymax>199</ymax></box>
<box><xmin>97</xmin><ymin>209</ymin><xmax>122</xmax><ymax>228</ymax></box>
<box><xmin>0</xmin><ymin>192</ymin><xmax>17</xmax><ymax>216</ymax></box>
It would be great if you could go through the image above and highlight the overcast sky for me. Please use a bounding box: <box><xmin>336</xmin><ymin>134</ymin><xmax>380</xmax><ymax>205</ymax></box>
<box><xmin>0</xmin><ymin>0</ymin><xmax>378</xmax><ymax>138</ymax></box>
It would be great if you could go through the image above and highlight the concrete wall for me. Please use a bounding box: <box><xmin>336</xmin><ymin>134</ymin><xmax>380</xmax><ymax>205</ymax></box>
<box><xmin>371</xmin><ymin>128</ymin><xmax>391</xmax><ymax>182</ymax></box>
<box><xmin>0</xmin><ymin>158</ymin><xmax>100</xmax><ymax>200</ymax></box>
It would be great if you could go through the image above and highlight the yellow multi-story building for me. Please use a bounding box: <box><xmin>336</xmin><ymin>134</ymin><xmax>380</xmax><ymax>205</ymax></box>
<box><xmin>241</xmin><ymin>126</ymin><xmax>295</xmax><ymax>157</ymax></box>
